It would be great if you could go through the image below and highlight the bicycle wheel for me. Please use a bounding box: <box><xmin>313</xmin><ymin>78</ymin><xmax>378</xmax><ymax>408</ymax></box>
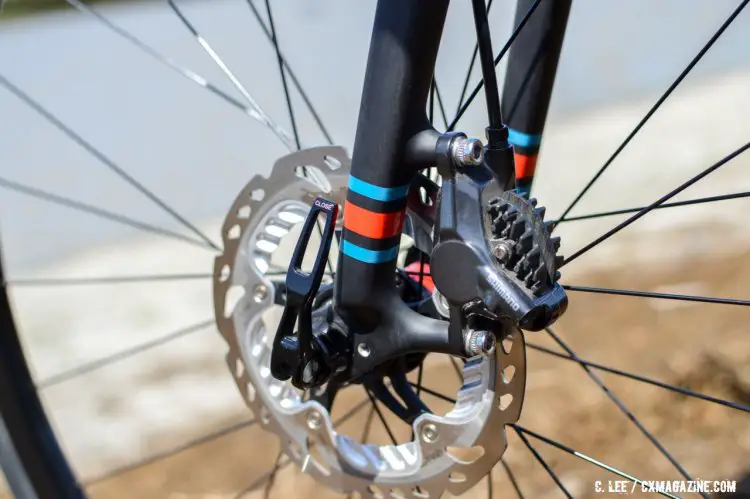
<box><xmin>1</xmin><ymin>1</ymin><xmax>749</xmax><ymax>498</ymax></box>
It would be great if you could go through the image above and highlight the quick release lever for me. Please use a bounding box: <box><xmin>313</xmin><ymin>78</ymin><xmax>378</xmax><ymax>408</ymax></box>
<box><xmin>270</xmin><ymin>197</ymin><xmax>338</xmax><ymax>389</ymax></box>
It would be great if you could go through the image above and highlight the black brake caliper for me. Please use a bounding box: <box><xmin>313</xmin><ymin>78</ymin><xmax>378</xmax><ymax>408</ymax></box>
<box><xmin>430</xmin><ymin>134</ymin><xmax>568</xmax><ymax>332</ymax></box>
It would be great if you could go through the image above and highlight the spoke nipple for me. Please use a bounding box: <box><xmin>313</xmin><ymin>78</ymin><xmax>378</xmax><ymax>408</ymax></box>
<box><xmin>464</xmin><ymin>329</ymin><xmax>496</xmax><ymax>357</ymax></box>
<box><xmin>306</xmin><ymin>410</ymin><xmax>323</xmax><ymax>430</ymax></box>
<box><xmin>421</xmin><ymin>423</ymin><xmax>439</xmax><ymax>443</ymax></box>
<box><xmin>451</xmin><ymin>137</ymin><xmax>484</xmax><ymax>167</ymax></box>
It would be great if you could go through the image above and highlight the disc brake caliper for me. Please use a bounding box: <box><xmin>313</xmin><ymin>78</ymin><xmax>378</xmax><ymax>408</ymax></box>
<box><xmin>430</xmin><ymin>133</ymin><xmax>568</xmax><ymax>331</ymax></box>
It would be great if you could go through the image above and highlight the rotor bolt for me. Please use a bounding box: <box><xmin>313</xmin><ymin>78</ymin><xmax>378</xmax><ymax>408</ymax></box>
<box><xmin>306</xmin><ymin>410</ymin><xmax>323</xmax><ymax>430</ymax></box>
<box><xmin>451</xmin><ymin>137</ymin><xmax>484</xmax><ymax>167</ymax></box>
<box><xmin>464</xmin><ymin>329</ymin><xmax>497</xmax><ymax>357</ymax></box>
<box><xmin>421</xmin><ymin>423</ymin><xmax>439</xmax><ymax>443</ymax></box>
<box><xmin>253</xmin><ymin>284</ymin><xmax>268</xmax><ymax>303</ymax></box>
<box><xmin>357</xmin><ymin>343</ymin><xmax>371</xmax><ymax>358</ymax></box>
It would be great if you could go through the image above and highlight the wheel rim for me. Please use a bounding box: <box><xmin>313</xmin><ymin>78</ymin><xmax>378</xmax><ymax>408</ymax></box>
<box><xmin>0</xmin><ymin>1</ymin><xmax>748</xmax><ymax>498</ymax></box>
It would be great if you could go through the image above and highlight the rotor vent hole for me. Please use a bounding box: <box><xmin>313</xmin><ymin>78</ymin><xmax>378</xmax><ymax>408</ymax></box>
<box><xmin>227</xmin><ymin>224</ymin><xmax>241</xmax><ymax>240</ymax></box>
<box><xmin>237</xmin><ymin>205</ymin><xmax>251</xmax><ymax>219</ymax></box>
<box><xmin>307</xmin><ymin>438</ymin><xmax>332</xmax><ymax>476</ymax></box>
<box><xmin>324</xmin><ymin>155</ymin><xmax>342</xmax><ymax>170</ymax></box>
<box><xmin>446</xmin><ymin>445</ymin><xmax>485</xmax><ymax>465</ymax></box>
<box><xmin>223</xmin><ymin>285</ymin><xmax>245</xmax><ymax>318</ymax></box>
<box><xmin>501</xmin><ymin>336</ymin><xmax>513</xmax><ymax>354</ymax></box>
<box><xmin>250</xmin><ymin>189</ymin><xmax>265</xmax><ymax>201</ymax></box>
<box><xmin>278</xmin><ymin>210</ymin><xmax>305</xmax><ymax>224</ymax></box>
<box><xmin>502</xmin><ymin>365</ymin><xmax>516</xmax><ymax>383</ymax></box>
<box><xmin>448</xmin><ymin>472</ymin><xmax>467</xmax><ymax>483</ymax></box>
<box><xmin>499</xmin><ymin>393</ymin><xmax>513</xmax><ymax>411</ymax></box>
<box><xmin>219</xmin><ymin>264</ymin><xmax>230</xmax><ymax>283</ymax></box>
<box><xmin>412</xmin><ymin>486</ymin><xmax>430</xmax><ymax>498</ymax></box>
<box><xmin>367</xmin><ymin>485</ymin><xmax>385</xmax><ymax>498</ymax></box>
<box><xmin>264</xmin><ymin>223</ymin><xmax>288</xmax><ymax>238</ymax></box>
<box><xmin>229</xmin><ymin>356</ymin><xmax>242</xmax><ymax>377</ymax></box>
<box><xmin>260</xmin><ymin>406</ymin><xmax>271</xmax><ymax>425</ymax></box>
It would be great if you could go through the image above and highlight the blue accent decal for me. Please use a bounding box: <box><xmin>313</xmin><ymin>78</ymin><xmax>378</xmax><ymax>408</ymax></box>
<box><xmin>348</xmin><ymin>176</ymin><xmax>410</xmax><ymax>202</ymax></box>
<box><xmin>341</xmin><ymin>240</ymin><xmax>399</xmax><ymax>264</ymax></box>
<box><xmin>508</xmin><ymin>128</ymin><xmax>542</xmax><ymax>148</ymax></box>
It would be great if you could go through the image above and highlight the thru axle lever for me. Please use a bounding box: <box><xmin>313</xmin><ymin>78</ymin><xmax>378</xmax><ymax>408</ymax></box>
<box><xmin>270</xmin><ymin>197</ymin><xmax>338</xmax><ymax>389</ymax></box>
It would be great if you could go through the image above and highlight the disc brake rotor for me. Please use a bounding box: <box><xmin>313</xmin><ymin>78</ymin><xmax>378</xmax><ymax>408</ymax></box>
<box><xmin>212</xmin><ymin>147</ymin><xmax>526</xmax><ymax>498</ymax></box>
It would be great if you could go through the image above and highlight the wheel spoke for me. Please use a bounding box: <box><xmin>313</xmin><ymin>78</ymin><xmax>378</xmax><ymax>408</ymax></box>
<box><xmin>553</xmin><ymin>191</ymin><xmax>750</xmax><ymax>224</ymax></box>
<box><xmin>261</xmin><ymin>451</ymin><xmax>285</xmax><ymax>499</ymax></box>
<box><xmin>166</xmin><ymin>0</ymin><xmax>295</xmax><ymax>151</ymax></box>
<box><xmin>334</xmin><ymin>397</ymin><xmax>375</xmax><ymax>428</ymax></box>
<box><xmin>7</xmin><ymin>273</ymin><xmax>211</xmax><ymax>287</ymax></box>
<box><xmin>562</xmin><ymin>142</ymin><xmax>750</xmax><ymax>267</ymax></box>
<box><xmin>512</xmin><ymin>425</ymin><xmax>681</xmax><ymax>499</ymax></box>
<box><xmin>243</xmin><ymin>0</ymin><xmax>334</xmax><ymax>145</ymax></box>
<box><xmin>448</xmin><ymin>0</ymin><xmax>545</xmax><ymax>131</ymax></box>
<box><xmin>415</xmin><ymin>362</ymin><xmax>424</xmax><ymax>398</ymax></box>
<box><xmin>511</xmin><ymin>425</ymin><xmax>573</xmax><ymax>499</ymax></box>
<box><xmin>0</xmin><ymin>73</ymin><xmax>220</xmax><ymax>251</ymax></box>
<box><xmin>501</xmin><ymin>458</ymin><xmax>525</xmax><ymax>499</ymax></box>
<box><xmin>234</xmin><ymin>456</ymin><xmax>292</xmax><ymax>499</ymax></box>
<box><xmin>365</xmin><ymin>388</ymin><xmax>399</xmax><ymax>445</ymax></box>
<box><xmin>63</xmin><ymin>0</ymin><xmax>293</xmax><ymax>147</ymax></box>
<box><xmin>556</xmin><ymin>0</ymin><xmax>749</xmax><ymax>222</ymax></box>
<box><xmin>407</xmin><ymin>382</ymin><xmax>456</xmax><ymax>404</ymax></box>
<box><xmin>429</xmin><ymin>79</ymin><xmax>436</xmax><ymax>125</ymax></box>
<box><xmin>37</xmin><ymin>319</ymin><xmax>215</xmax><ymax>389</ymax></box>
<box><xmin>0</xmin><ymin>176</ymin><xmax>213</xmax><ymax>251</ymax></box>
<box><xmin>433</xmin><ymin>79</ymin><xmax>449</xmax><ymax>130</ymax></box>
<box><xmin>84</xmin><ymin>418</ymin><xmax>257</xmax><ymax>486</ymax></box>
<box><xmin>527</xmin><ymin>341</ymin><xmax>750</xmax><ymax>414</ymax></box>
<box><xmin>543</xmin><ymin>328</ymin><xmax>704</xmax><ymax>495</ymax></box>
<box><xmin>449</xmin><ymin>356</ymin><xmax>463</xmax><ymax>379</ymax></box>
<box><xmin>564</xmin><ymin>284</ymin><xmax>750</xmax><ymax>307</ymax></box>
<box><xmin>263</xmin><ymin>0</ymin><xmax>301</xmax><ymax>150</ymax></box>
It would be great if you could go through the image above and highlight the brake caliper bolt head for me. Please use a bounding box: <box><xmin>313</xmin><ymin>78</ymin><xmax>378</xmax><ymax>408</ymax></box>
<box><xmin>465</xmin><ymin>329</ymin><xmax>497</xmax><ymax>357</ymax></box>
<box><xmin>491</xmin><ymin>238</ymin><xmax>514</xmax><ymax>263</ymax></box>
<box><xmin>451</xmin><ymin>137</ymin><xmax>484</xmax><ymax>167</ymax></box>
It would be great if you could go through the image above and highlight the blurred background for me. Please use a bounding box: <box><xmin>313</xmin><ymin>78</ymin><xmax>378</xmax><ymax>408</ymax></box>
<box><xmin>1</xmin><ymin>0</ymin><xmax>749</xmax><ymax>498</ymax></box>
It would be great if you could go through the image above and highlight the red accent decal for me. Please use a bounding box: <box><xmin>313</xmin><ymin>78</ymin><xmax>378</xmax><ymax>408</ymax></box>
<box><xmin>343</xmin><ymin>201</ymin><xmax>405</xmax><ymax>239</ymax></box>
<box><xmin>514</xmin><ymin>152</ymin><xmax>538</xmax><ymax>180</ymax></box>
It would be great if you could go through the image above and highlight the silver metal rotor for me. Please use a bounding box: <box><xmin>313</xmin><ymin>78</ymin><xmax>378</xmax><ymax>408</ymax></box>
<box><xmin>212</xmin><ymin>146</ymin><xmax>526</xmax><ymax>498</ymax></box>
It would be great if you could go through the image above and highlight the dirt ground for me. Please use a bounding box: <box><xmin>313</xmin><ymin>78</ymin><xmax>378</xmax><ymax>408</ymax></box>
<box><xmin>3</xmin><ymin>244</ymin><xmax>750</xmax><ymax>499</ymax></box>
